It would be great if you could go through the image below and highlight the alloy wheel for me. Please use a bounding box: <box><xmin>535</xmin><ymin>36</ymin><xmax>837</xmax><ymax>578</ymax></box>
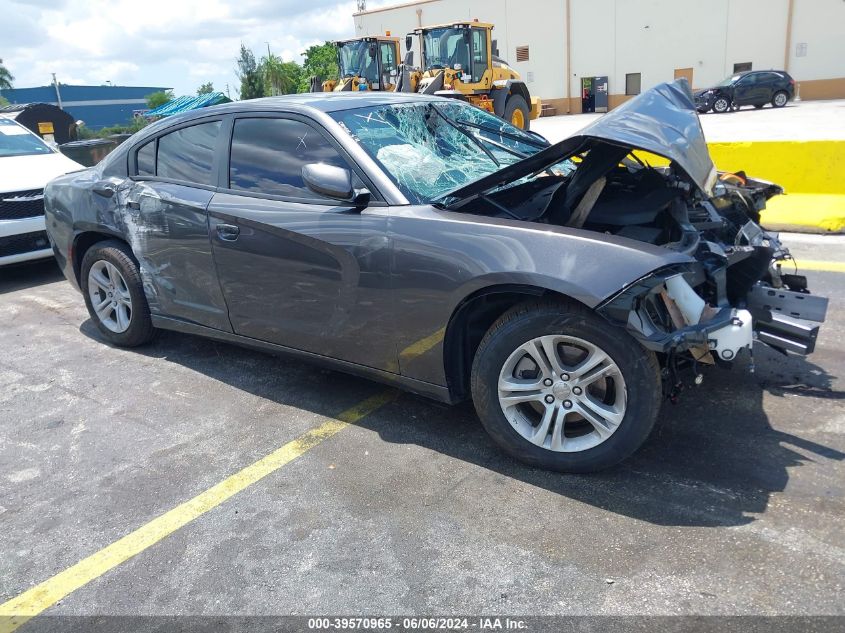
<box><xmin>713</xmin><ymin>97</ymin><xmax>729</xmax><ymax>113</ymax></box>
<box><xmin>497</xmin><ymin>335</ymin><xmax>627</xmax><ymax>453</ymax></box>
<box><xmin>773</xmin><ymin>92</ymin><xmax>788</xmax><ymax>107</ymax></box>
<box><xmin>87</xmin><ymin>260</ymin><xmax>133</xmax><ymax>333</ymax></box>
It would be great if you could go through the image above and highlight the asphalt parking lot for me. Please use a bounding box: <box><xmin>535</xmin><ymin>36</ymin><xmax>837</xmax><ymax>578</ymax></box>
<box><xmin>1</xmin><ymin>234</ymin><xmax>844</xmax><ymax>623</ymax></box>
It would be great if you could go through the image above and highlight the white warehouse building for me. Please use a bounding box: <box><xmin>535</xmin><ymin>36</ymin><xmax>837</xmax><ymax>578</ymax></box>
<box><xmin>353</xmin><ymin>0</ymin><xmax>845</xmax><ymax>114</ymax></box>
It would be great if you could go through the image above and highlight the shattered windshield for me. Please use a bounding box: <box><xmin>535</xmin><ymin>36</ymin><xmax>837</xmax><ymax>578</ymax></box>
<box><xmin>338</xmin><ymin>41</ymin><xmax>378</xmax><ymax>81</ymax></box>
<box><xmin>331</xmin><ymin>101</ymin><xmax>546</xmax><ymax>204</ymax></box>
<box><xmin>716</xmin><ymin>74</ymin><xmax>741</xmax><ymax>87</ymax></box>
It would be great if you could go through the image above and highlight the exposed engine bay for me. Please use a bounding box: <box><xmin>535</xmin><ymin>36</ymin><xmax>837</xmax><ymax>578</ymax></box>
<box><xmin>451</xmin><ymin>139</ymin><xmax>828</xmax><ymax>394</ymax></box>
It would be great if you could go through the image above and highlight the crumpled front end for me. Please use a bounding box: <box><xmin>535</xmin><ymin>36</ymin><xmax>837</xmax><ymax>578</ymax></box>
<box><xmin>596</xmin><ymin>172</ymin><xmax>828</xmax><ymax>396</ymax></box>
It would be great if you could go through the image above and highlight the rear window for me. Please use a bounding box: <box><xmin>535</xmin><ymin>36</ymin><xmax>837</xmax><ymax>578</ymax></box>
<box><xmin>136</xmin><ymin>141</ymin><xmax>155</xmax><ymax>176</ymax></box>
<box><xmin>155</xmin><ymin>121</ymin><xmax>221</xmax><ymax>185</ymax></box>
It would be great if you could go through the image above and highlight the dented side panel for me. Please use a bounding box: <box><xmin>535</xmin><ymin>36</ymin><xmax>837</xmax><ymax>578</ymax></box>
<box><xmin>121</xmin><ymin>181</ymin><xmax>231</xmax><ymax>332</ymax></box>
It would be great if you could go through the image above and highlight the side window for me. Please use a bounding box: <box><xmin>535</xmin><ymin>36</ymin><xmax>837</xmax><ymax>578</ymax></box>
<box><xmin>136</xmin><ymin>140</ymin><xmax>155</xmax><ymax>176</ymax></box>
<box><xmin>229</xmin><ymin>118</ymin><xmax>358</xmax><ymax>200</ymax></box>
<box><xmin>471</xmin><ymin>28</ymin><xmax>488</xmax><ymax>83</ymax></box>
<box><xmin>379</xmin><ymin>42</ymin><xmax>395</xmax><ymax>70</ymax></box>
<box><xmin>156</xmin><ymin>121</ymin><xmax>221</xmax><ymax>185</ymax></box>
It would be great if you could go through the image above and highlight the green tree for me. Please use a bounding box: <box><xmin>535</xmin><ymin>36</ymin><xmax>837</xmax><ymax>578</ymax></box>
<box><xmin>0</xmin><ymin>95</ymin><xmax>9</xmax><ymax>107</ymax></box>
<box><xmin>236</xmin><ymin>44</ymin><xmax>264</xmax><ymax>100</ymax></box>
<box><xmin>300</xmin><ymin>42</ymin><xmax>338</xmax><ymax>92</ymax></box>
<box><xmin>0</xmin><ymin>58</ymin><xmax>14</xmax><ymax>90</ymax></box>
<box><xmin>261</xmin><ymin>54</ymin><xmax>303</xmax><ymax>96</ymax></box>
<box><xmin>145</xmin><ymin>90</ymin><xmax>174</xmax><ymax>109</ymax></box>
<box><xmin>197</xmin><ymin>82</ymin><xmax>214</xmax><ymax>95</ymax></box>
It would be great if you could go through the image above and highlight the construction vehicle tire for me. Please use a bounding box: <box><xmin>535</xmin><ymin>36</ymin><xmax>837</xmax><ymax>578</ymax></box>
<box><xmin>504</xmin><ymin>95</ymin><xmax>530</xmax><ymax>130</ymax></box>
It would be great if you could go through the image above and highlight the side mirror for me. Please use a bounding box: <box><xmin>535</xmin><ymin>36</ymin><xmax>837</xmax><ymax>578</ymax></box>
<box><xmin>404</xmin><ymin>51</ymin><xmax>414</xmax><ymax>66</ymax></box>
<box><xmin>369</xmin><ymin>43</ymin><xmax>377</xmax><ymax>58</ymax></box>
<box><xmin>405</xmin><ymin>35</ymin><xmax>413</xmax><ymax>51</ymax></box>
<box><xmin>302</xmin><ymin>163</ymin><xmax>370</xmax><ymax>204</ymax></box>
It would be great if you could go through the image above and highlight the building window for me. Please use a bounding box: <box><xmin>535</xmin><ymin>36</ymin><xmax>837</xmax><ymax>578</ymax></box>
<box><xmin>733</xmin><ymin>62</ymin><xmax>752</xmax><ymax>73</ymax></box>
<box><xmin>516</xmin><ymin>46</ymin><xmax>529</xmax><ymax>62</ymax></box>
<box><xmin>625</xmin><ymin>73</ymin><xmax>641</xmax><ymax>95</ymax></box>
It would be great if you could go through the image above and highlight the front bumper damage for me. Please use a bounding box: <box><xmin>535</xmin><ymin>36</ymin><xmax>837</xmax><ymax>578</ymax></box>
<box><xmin>598</xmin><ymin>257</ymin><xmax>829</xmax><ymax>371</ymax></box>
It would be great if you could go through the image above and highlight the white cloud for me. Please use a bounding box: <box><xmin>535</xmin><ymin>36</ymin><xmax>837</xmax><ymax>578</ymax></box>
<box><xmin>0</xmin><ymin>0</ymin><xmax>396</xmax><ymax>97</ymax></box>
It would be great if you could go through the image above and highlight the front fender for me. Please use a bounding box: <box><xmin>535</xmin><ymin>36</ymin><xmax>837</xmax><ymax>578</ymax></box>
<box><xmin>389</xmin><ymin>205</ymin><xmax>694</xmax><ymax>385</ymax></box>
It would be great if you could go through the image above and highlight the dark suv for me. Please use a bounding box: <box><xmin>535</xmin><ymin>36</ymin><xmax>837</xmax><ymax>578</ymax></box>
<box><xmin>695</xmin><ymin>70</ymin><xmax>795</xmax><ymax>113</ymax></box>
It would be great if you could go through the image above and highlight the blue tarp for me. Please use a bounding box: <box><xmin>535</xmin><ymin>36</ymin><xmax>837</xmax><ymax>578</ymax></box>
<box><xmin>144</xmin><ymin>92</ymin><xmax>230</xmax><ymax>118</ymax></box>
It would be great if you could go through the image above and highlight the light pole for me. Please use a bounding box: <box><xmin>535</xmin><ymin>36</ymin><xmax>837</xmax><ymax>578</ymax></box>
<box><xmin>51</xmin><ymin>72</ymin><xmax>63</xmax><ymax>109</ymax></box>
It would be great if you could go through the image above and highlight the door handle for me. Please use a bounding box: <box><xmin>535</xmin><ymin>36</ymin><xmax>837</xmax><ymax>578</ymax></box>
<box><xmin>216</xmin><ymin>223</ymin><xmax>240</xmax><ymax>241</ymax></box>
<box><xmin>127</xmin><ymin>200</ymin><xmax>141</xmax><ymax>210</ymax></box>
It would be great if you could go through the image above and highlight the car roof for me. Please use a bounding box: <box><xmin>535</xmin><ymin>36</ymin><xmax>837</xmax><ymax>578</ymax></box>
<box><xmin>127</xmin><ymin>92</ymin><xmax>453</xmax><ymax>148</ymax></box>
<box><xmin>173</xmin><ymin>92</ymin><xmax>445</xmax><ymax>120</ymax></box>
<box><xmin>736</xmin><ymin>70</ymin><xmax>787</xmax><ymax>77</ymax></box>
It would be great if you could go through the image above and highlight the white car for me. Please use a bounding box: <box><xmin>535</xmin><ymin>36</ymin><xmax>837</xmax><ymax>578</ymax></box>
<box><xmin>1</xmin><ymin>116</ymin><xmax>83</xmax><ymax>266</ymax></box>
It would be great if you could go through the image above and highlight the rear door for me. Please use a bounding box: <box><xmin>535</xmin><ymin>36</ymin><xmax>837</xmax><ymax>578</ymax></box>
<box><xmin>125</xmin><ymin>118</ymin><xmax>232</xmax><ymax>331</ymax></box>
<box><xmin>207</xmin><ymin>114</ymin><xmax>395</xmax><ymax>371</ymax></box>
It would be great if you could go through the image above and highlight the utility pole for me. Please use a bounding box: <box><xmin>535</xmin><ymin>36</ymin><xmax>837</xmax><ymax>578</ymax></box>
<box><xmin>51</xmin><ymin>72</ymin><xmax>63</xmax><ymax>109</ymax></box>
<box><xmin>265</xmin><ymin>41</ymin><xmax>272</xmax><ymax>58</ymax></box>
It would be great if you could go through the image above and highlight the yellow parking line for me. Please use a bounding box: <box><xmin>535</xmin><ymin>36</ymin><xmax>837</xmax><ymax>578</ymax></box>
<box><xmin>792</xmin><ymin>260</ymin><xmax>845</xmax><ymax>273</ymax></box>
<box><xmin>399</xmin><ymin>326</ymin><xmax>446</xmax><ymax>363</ymax></box>
<box><xmin>0</xmin><ymin>390</ymin><xmax>395</xmax><ymax>633</ymax></box>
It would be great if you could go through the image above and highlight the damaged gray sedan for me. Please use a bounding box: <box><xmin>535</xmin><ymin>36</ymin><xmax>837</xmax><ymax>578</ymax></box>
<box><xmin>44</xmin><ymin>81</ymin><xmax>828</xmax><ymax>472</ymax></box>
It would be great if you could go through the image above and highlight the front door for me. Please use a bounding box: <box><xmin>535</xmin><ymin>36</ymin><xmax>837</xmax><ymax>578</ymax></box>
<box><xmin>733</xmin><ymin>74</ymin><xmax>763</xmax><ymax>105</ymax></box>
<box><xmin>207</xmin><ymin>115</ymin><xmax>395</xmax><ymax>371</ymax></box>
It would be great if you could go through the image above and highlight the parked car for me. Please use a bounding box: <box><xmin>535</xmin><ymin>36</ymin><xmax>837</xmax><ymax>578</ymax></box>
<box><xmin>694</xmin><ymin>70</ymin><xmax>795</xmax><ymax>113</ymax></box>
<box><xmin>1</xmin><ymin>116</ymin><xmax>83</xmax><ymax>266</ymax></box>
<box><xmin>44</xmin><ymin>82</ymin><xmax>827</xmax><ymax>472</ymax></box>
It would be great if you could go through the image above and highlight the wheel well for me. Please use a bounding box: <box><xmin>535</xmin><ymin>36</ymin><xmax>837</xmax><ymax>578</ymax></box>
<box><xmin>443</xmin><ymin>285</ymin><xmax>576</xmax><ymax>402</ymax></box>
<box><xmin>72</xmin><ymin>232</ymin><xmax>125</xmax><ymax>284</ymax></box>
<box><xmin>507</xmin><ymin>81</ymin><xmax>531</xmax><ymax>107</ymax></box>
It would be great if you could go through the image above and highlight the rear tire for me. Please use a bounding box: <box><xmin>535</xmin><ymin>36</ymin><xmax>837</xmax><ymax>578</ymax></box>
<box><xmin>504</xmin><ymin>95</ymin><xmax>530</xmax><ymax>131</ymax></box>
<box><xmin>80</xmin><ymin>240</ymin><xmax>154</xmax><ymax>347</ymax></box>
<box><xmin>470</xmin><ymin>300</ymin><xmax>661</xmax><ymax>472</ymax></box>
<box><xmin>772</xmin><ymin>90</ymin><xmax>789</xmax><ymax>108</ymax></box>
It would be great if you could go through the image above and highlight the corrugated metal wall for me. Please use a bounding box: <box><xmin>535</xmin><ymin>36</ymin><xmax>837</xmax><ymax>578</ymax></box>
<box><xmin>0</xmin><ymin>85</ymin><xmax>170</xmax><ymax>129</ymax></box>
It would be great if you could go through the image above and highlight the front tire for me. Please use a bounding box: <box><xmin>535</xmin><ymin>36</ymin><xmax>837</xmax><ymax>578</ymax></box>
<box><xmin>712</xmin><ymin>96</ymin><xmax>730</xmax><ymax>113</ymax></box>
<box><xmin>81</xmin><ymin>240</ymin><xmax>154</xmax><ymax>347</ymax></box>
<box><xmin>504</xmin><ymin>95</ymin><xmax>530</xmax><ymax>131</ymax></box>
<box><xmin>471</xmin><ymin>301</ymin><xmax>661</xmax><ymax>472</ymax></box>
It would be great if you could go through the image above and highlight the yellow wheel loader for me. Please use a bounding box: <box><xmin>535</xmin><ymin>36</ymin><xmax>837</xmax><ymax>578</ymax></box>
<box><xmin>310</xmin><ymin>36</ymin><xmax>401</xmax><ymax>92</ymax></box>
<box><xmin>396</xmin><ymin>22</ymin><xmax>542</xmax><ymax>130</ymax></box>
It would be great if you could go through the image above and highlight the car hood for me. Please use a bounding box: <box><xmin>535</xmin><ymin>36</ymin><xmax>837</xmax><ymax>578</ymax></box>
<box><xmin>440</xmin><ymin>80</ymin><xmax>717</xmax><ymax>205</ymax></box>
<box><xmin>0</xmin><ymin>152</ymin><xmax>84</xmax><ymax>193</ymax></box>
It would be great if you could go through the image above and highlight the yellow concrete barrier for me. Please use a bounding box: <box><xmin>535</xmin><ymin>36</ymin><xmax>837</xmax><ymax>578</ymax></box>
<box><xmin>707</xmin><ymin>140</ymin><xmax>845</xmax><ymax>233</ymax></box>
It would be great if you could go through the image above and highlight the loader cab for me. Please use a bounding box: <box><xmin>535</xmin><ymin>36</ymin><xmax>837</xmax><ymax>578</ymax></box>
<box><xmin>417</xmin><ymin>23</ymin><xmax>492</xmax><ymax>86</ymax></box>
<box><xmin>335</xmin><ymin>37</ymin><xmax>400</xmax><ymax>91</ymax></box>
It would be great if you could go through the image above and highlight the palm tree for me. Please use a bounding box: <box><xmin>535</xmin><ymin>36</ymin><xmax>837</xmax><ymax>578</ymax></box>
<box><xmin>261</xmin><ymin>53</ymin><xmax>302</xmax><ymax>96</ymax></box>
<box><xmin>0</xmin><ymin>59</ymin><xmax>13</xmax><ymax>90</ymax></box>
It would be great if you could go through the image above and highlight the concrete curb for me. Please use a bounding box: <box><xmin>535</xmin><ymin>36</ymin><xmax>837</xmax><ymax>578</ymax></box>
<box><xmin>707</xmin><ymin>140</ymin><xmax>845</xmax><ymax>234</ymax></box>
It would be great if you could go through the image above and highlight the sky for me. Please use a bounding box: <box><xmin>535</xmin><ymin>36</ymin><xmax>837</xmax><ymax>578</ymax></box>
<box><xmin>0</xmin><ymin>0</ymin><xmax>395</xmax><ymax>98</ymax></box>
